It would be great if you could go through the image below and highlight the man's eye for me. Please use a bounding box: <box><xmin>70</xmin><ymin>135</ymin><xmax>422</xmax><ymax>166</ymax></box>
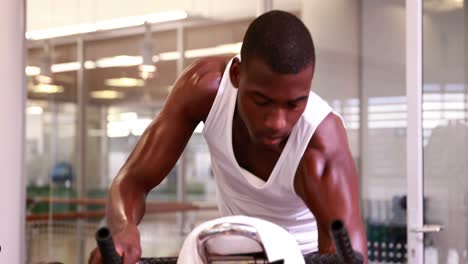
<box><xmin>254</xmin><ymin>99</ymin><xmax>270</xmax><ymax>106</ymax></box>
<box><xmin>287</xmin><ymin>103</ymin><xmax>299</xmax><ymax>109</ymax></box>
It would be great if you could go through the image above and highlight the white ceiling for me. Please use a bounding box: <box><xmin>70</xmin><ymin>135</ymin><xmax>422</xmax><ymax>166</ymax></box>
<box><xmin>27</xmin><ymin>0</ymin><xmax>302</xmax><ymax>31</ymax></box>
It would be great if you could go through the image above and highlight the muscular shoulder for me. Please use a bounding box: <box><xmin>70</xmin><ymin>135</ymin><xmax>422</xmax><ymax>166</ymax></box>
<box><xmin>295</xmin><ymin>112</ymin><xmax>355</xmax><ymax>198</ymax></box>
<box><xmin>305</xmin><ymin>112</ymin><xmax>349</xmax><ymax>159</ymax></box>
<box><xmin>167</xmin><ymin>56</ymin><xmax>232</xmax><ymax>123</ymax></box>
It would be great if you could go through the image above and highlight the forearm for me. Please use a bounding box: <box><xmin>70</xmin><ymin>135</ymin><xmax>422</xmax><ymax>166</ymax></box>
<box><xmin>104</xmin><ymin>117</ymin><xmax>194</xmax><ymax>232</ymax></box>
<box><xmin>106</xmin><ymin>171</ymin><xmax>148</xmax><ymax>233</ymax></box>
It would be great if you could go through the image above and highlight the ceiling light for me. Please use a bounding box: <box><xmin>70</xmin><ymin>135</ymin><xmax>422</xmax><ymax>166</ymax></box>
<box><xmin>26</xmin><ymin>106</ymin><xmax>44</xmax><ymax>115</ymax></box>
<box><xmin>85</xmin><ymin>61</ymin><xmax>97</xmax><ymax>69</ymax></box>
<box><xmin>26</xmin><ymin>66</ymin><xmax>40</xmax><ymax>76</ymax></box>
<box><xmin>138</xmin><ymin>64</ymin><xmax>156</xmax><ymax>73</ymax></box>
<box><xmin>35</xmin><ymin>75</ymin><xmax>53</xmax><ymax>84</ymax></box>
<box><xmin>156</xmin><ymin>52</ymin><xmax>180</xmax><ymax>61</ymax></box>
<box><xmin>96</xmin><ymin>56</ymin><xmax>142</xmax><ymax>68</ymax></box>
<box><xmin>105</xmin><ymin>77</ymin><xmax>144</xmax><ymax>87</ymax></box>
<box><xmin>26</xmin><ymin>10</ymin><xmax>188</xmax><ymax>40</ymax></box>
<box><xmin>26</xmin><ymin>23</ymin><xmax>97</xmax><ymax>40</ymax></box>
<box><xmin>25</xmin><ymin>41</ymin><xmax>243</xmax><ymax>76</ymax></box>
<box><xmin>51</xmin><ymin>62</ymin><xmax>81</xmax><ymax>72</ymax></box>
<box><xmin>91</xmin><ymin>90</ymin><xmax>124</xmax><ymax>99</ymax></box>
<box><xmin>30</xmin><ymin>84</ymin><xmax>64</xmax><ymax>94</ymax></box>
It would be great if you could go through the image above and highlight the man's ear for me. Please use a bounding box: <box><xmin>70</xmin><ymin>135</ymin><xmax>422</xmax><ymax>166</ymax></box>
<box><xmin>229</xmin><ymin>57</ymin><xmax>241</xmax><ymax>89</ymax></box>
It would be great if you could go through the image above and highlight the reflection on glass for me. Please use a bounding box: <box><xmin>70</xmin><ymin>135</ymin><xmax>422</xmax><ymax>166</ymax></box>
<box><xmin>359</xmin><ymin>1</ymin><xmax>407</xmax><ymax>263</ymax></box>
<box><xmin>422</xmin><ymin>1</ymin><xmax>467</xmax><ymax>263</ymax></box>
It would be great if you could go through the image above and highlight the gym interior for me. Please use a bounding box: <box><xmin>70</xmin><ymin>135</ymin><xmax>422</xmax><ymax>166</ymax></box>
<box><xmin>1</xmin><ymin>0</ymin><xmax>467</xmax><ymax>263</ymax></box>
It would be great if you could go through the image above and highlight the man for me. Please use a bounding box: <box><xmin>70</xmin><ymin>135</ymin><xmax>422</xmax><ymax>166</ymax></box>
<box><xmin>89</xmin><ymin>10</ymin><xmax>367</xmax><ymax>263</ymax></box>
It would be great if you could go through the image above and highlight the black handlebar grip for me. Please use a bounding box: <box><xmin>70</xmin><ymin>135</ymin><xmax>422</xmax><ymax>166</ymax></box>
<box><xmin>96</xmin><ymin>227</ymin><xmax>122</xmax><ymax>264</ymax></box>
<box><xmin>304</xmin><ymin>253</ymin><xmax>341</xmax><ymax>264</ymax></box>
<box><xmin>330</xmin><ymin>220</ymin><xmax>363</xmax><ymax>264</ymax></box>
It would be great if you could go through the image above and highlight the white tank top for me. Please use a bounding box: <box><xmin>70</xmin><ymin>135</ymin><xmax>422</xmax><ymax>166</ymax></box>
<box><xmin>202</xmin><ymin>56</ymin><xmax>332</xmax><ymax>254</ymax></box>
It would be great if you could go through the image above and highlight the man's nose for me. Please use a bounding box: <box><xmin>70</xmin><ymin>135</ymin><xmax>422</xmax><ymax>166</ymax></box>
<box><xmin>264</xmin><ymin>108</ymin><xmax>287</xmax><ymax>133</ymax></box>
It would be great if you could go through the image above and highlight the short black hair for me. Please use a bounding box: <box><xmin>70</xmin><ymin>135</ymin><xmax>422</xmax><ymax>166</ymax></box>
<box><xmin>240</xmin><ymin>10</ymin><xmax>315</xmax><ymax>74</ymax></box>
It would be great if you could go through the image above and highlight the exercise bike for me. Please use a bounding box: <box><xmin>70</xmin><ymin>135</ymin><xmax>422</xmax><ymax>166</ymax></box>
<box><xmin>96</xmin><ymin>217</ymin><xmax>363</xmax><ymax>264</ymax></box>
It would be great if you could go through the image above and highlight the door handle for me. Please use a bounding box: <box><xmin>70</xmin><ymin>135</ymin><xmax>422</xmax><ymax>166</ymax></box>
<box><xmin>410</xmin><ymin>224</ymin><xmax>444</xmax><ymax>233</ymax></box>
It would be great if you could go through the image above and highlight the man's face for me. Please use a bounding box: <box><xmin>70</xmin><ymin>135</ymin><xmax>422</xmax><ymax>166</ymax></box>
<box><xmin>230</xmin><ymin>57</ymin><xmax>314</xmax><ymax>150</ymax></box>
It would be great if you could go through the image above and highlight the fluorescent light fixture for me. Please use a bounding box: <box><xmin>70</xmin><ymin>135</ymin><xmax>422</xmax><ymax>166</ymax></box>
<box><xmin>30</xmin><ymin>84</ymin><xmax>64</xmax><ymax>94</ymax></box>
<box><xmin>138</xmin><ymin>64</ymin><xmax>156</xmax><ymax>73</ymax></box>
<box><xmin>52</xmin><ymin>60</ymin><xmax>97</xmax><ymax>72</ymax></box>
<box><xmin>96</xmin><ymin>56</ymin><xmax>142</xmax><ymax>68</ymax></box>
<box><xmin>36</xmin><ymin>75</ymin><xmax>53</xmax><ymax>84</ymax></box>
<box><xmin>156</xmin><ymin>52</ymin><xmax>180</xmax><ymax>61</ymax></box>
<box><xmin>26</xmin><ymin>106</ymin><xmax>44</xmax><ymax>115</ymax></box>
<box><xmin>25</xmin><ymin>41</ymin><xmax>242</xmax><ymax>77</ymax></box>
<box><xmin>51</xmin><ymin>62</ymin><xmax>81</xmax><ymax>72</ymax></box>
<box><xmin>105</xmin><ymin>77</ymin><xmax>144</xmax><ymax>87</ymax></box>
<box><xmin>26</xmin><ymin>61</ymin><xmax>96</xmax><ymax>76</ymax></box>
<box><xmin>85</xmin><ymin>61</ymin><xmax>97</xmax><ymax>69</ymax></box>
<box><xmin>26</xmin><ymin>66</ymin><xmax>40</xmax><ymax>76</ymax></box>
<box><xmin>26</xmin><ymin>23</ymin><xmax>97</xmax><ymax>40</ymax></box>
<box><xmin>26</xmin><ymin>10</ymin><xmax>188</xmax><ymax>40</ymax></box>
<box><xmin>91</xmin><ymin>90</ymin><xmax>124</xmax><ymax>100</ymax></box>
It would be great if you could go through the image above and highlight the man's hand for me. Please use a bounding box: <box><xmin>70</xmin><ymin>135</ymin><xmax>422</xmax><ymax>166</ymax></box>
<box><xmin>88</xmin><ymin>224</ymin><xmax>141</xmax><ymax>264</ymax></box>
